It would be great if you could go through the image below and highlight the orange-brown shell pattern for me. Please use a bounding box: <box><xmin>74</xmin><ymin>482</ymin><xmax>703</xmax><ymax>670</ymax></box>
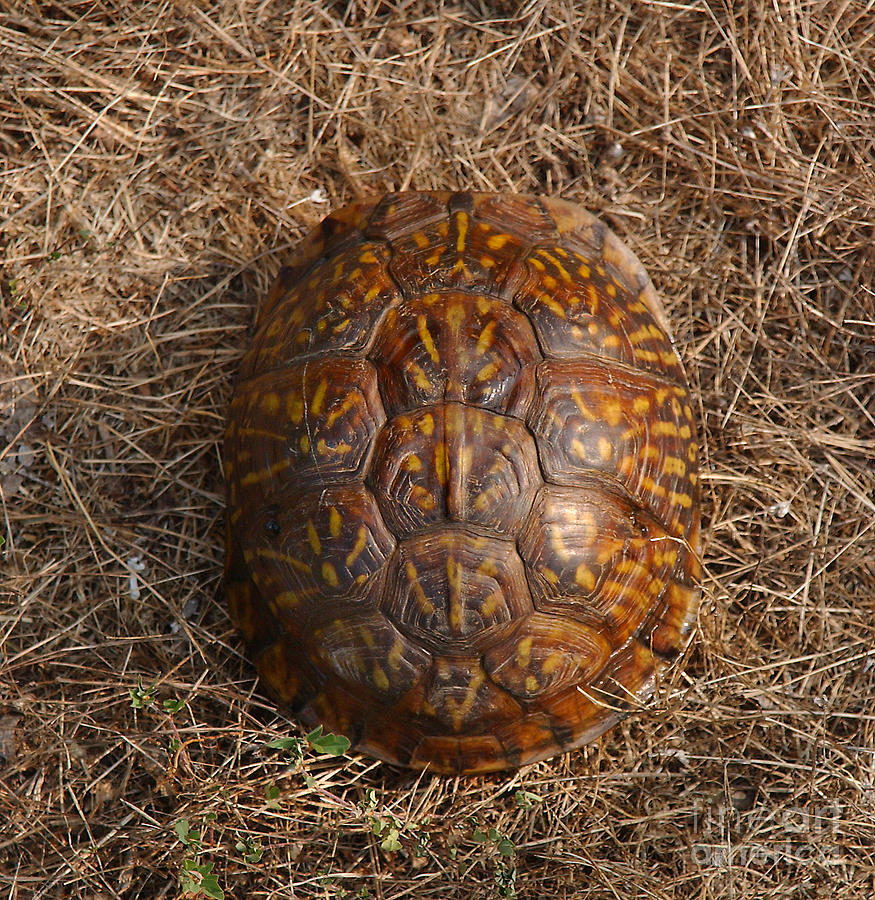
<box><xmin>224</xmin><ymin>191</ymin><xmax>701</xmax><ymax>775</ymax></box>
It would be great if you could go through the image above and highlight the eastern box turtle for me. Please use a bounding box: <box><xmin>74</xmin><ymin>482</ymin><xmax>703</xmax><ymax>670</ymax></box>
<box><xmin>224</xmin><ymin>191</ymin><xmax>701</xmax><ymax>775</ymax></box>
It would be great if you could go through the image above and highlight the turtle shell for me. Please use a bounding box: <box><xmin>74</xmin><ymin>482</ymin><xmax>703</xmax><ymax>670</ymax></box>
<box><xmin>224</xmin><ymin>191</ymin><xmax>701</xmax><ymax>775</ymax></box>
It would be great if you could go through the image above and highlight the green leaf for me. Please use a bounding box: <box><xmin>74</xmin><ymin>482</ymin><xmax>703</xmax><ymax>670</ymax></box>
<box><xmin>180</xmin><ymin>859</ymin><xmax>224</xmax><ymax>898</ymax></box>
<box><xmin>496</xmin><ymin>837</ymin><xmax>516</xmax><ymax>857</ymax></box>
<box><xmin>264</xmin><ymin>784</ymin><xmax>281</xmax><ymax>809</ymax></box>
<box><xmin>163</xmin><ymin>698</ymin><xmax>186</xmax><ymax>713</ymax></box>
<box><xmin>514</xmin><ymin>790</ymin><xmax>540</xmax><ymax>810</ymax></box>
<box><xmin>266</xmin><ymin>737</ymin><xmax>301</xmax><ymax>751</ymax></box>
<box><xmin>174</xmin><ymin>820</ymin><xmax>190</xmax><ymax>843</ymax></box>
<box><xmin>307</xmin><ymin>729</ymin><xmax>351</xmax><ymax>756</ymax></box>
<box><xmin>381</xmin><ymin>827</ymin><xmax>402</xmax><ymax>852</ymax></box>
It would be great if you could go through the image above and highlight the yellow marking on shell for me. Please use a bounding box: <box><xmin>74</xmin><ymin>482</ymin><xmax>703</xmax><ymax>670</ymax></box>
<box><xmin>540</xmin><ymin>566</ymin><xmax>560</xmax><ymax>585</ymax></box>
<box><xmin>608</xmin><ymin>311</ymin><xmax>622</xmax><ymax>327</ymax></box>
<box><xmin>596</xmin><ymin>540</ymin><xmax>624</xmax><ymax>565</ymax></box>
<box><xmin>578</xmin><ymin>263</ymin><xmax>591</xmax><ymax>279</ymax></box>
<box><xmin>241</xmin><ymin>459</ymin><xmax>291</xmax><ymax>486</ymax></box>
<box><xmin>596</xmin><ymin>264</ymin><xmax>606</xmax><ymax>276</ymax></box>
<box><xmin>601</xmin><ymin>401</ymin><xmax>625</xmax><ymax>427</ymax></box>
<box><xmin>316</xmin><ymin>437</ymin><xmax>352</xmax><ymax>456</ymax></box>
<box><xmin>478</xmin><ymin>558</ymin><xmax>498</xmax><ymax>578</ymax></box>
<box><xmin>476</xmin><ymin>360</ymin><xmax>500</xmax><ymax>383</ymax></box>
<box><xmin>260</xmin><ymin>392</ymin><xmax>281</xmax><ymax>414</ymax></box>
<box><xmin>669</xmin><ymin>491</ymin><xmax>693</xmax><ymax>508</ymax></box>
<box><xmin>641</xmin><ymin>444</ymin><xmax>660</xmax><ymax>460</ymax></box>
<box><xmin>410</xmin><ymin>363</ymin><xmax>433</xmax><ymax>391</ymax></box>
<box><xmin>418</xmin><ymin>315</ymin><xmax>440</xmax><ymax>363</ymax></box>
<box><xmin>349</xmin><ymin>267</ymin><xmax>363</xmax><ymax>281</ymax></box>
<box><xmin>663</xmin><ymin>456</ymin><xmax>687</xmax><ymax>477</ymax></box>
<box><xmin>688</xmin><ymin>443</ymin><xmax>698</xmax><ymax>462</ymax></box>
<box><xmin>425</xmin><ymin>248</ymin><xmax>444</xmax><ymax>266</ymax></box>
<box><xmin>679</xmin><ymin>424</ymin><xmax>692</xmax><ymax>439</ymax></box>
<box><xmin>447</xmin><ymin>555</ymin><xmax>463</xmax><ymax>631</ymax></box>
<box><xmin>447</xmin><ymin>669</ymin><xmax>485</xmax><ymax>732</ymax></box>
<box><xmin>488</xmin><ymin>233</ymin><xmax>510</xmax><ymax>250</ymax></box>
<box><xmin>542</xmin><ymin>651</ymin><xmax>566</xmax><ymax>677</ymax></box>
<box><xmin>403</xmin><ymin>454</ymin><xmax>423</xmax><ymax>472</ymax></box>
<box><xmin>372</xmin><ymin>665</ymin><xmax>390</xmax><ymax>692</ymax></box>
<box><xmin>538</xmin><ymin>250</ymin><xmax>572</xmax><ymax>282</ymax></box>
<box><xmin>254</xmin><ymin>547</ymin><xmax>311</xmax><ymax>574</ymax></box>
<box><xmin>447</xmin><ymin>301</ymin><xmax>465</xmax><ymax>339</ymax></box>
<box><xmin>606</xmin><ymin>281</ymin><xmax>618</xmax><ymax>297</ymax></box>
<box><xmin>652</xmin><ymin>421</ymin><xmax>679</xmax><ymax>437</ymax></box>
<box><xmin>690</xmin><ymin>472</ymin><xmax>699</xmax><ymax>486</ymax></box>
<box><xmin>434</xmin><ymin>442</ymin><xmax>449</xmax><ymax>486</ymax></box>
<box><xmin>359</xmin><ymin>249</ymin><xmax>378</xmax><ymax>264</ymax></box>
<box><xmin>306</xmin><ymin>520</ymin><xmax>322</xmax><ymax>555</ymax></box>
<box><xmin>516</xmin><ymin>637</ymin><xmax>533</xmax><ymax>668</ymax></box>
<box><xmin>480</xmin><ymin>589</ymin><xmax>504</xmax><ymax>617</ymax></box>
<box><xmin>329</xmin><ymin>507</ymin><xmax>342</xmax><ymax>537</ymax></box>
<box><xmin>575</xmin><ymin>564</ymin><xmax>596</xmax><ymax>590</ymax></box>
<box><xmin>635</xmin><ymin>349</ymin><xmax>660</xmax><ymax>363</ymax></box>
<box><xmin>529</xmin><ymin>256</ymin><xmax>546</xmax><ymax>272</ymax></box>
<box><xmin>310</xmin><ymin>379</ymin><xmax>328</xmax><ymax>416</ymax></box>
<box><xmin>413</xmin><ymin>231</ymin><xmax>430</xmax><ymax>249</ymax></box>
<box><xmin>321</xmin><ymin>561</ymin><xmax>339</xmax><ymax>587</ymax></box>
<box><xmin>480</xmin><ymin>255</ymin><xmax>496</xmax><ymax>268</ymax></box>
<box><xmin>325</xmin><ymin>392</ymin><xmax>359</xmax><ymax>428</ymax></box>
<box><xmin>410</xmin><ymin>485</ymin><xmax>436</xmax><ymax>510</ymax></box>
<box><xmin>628</xmin><ymin>326</ymin><xmax>654</xmax><ymax>345</ymax></box>
<box><xmin>633</xmin><ymin>396</ymin><xmax>651</xmax><ymax>415</ymax></box>
<box><xmin>476</xmin><ymin>320</ymin><xmax>496</xmax><ymax>355</ymax></box>
<box><xmin>388</xmin><ymin>639</ymin><xmax>404</xmax><ymax>671</ymax></box>
<box><xmin>598</xmin><ymin>436</ymin><xmax>613</xmax><ymax>461</ymax></box>
<box><xmin>603</xmin><ymin>334</ymin><xmax>622</xmax><ymax>349</ymax></box>
<box><xmin>587</xmin><ymin>282</ymin><xmax>600</xmax><ymax>313</ymax></box>
<box><xmin>364</xmin><ymin>283</ymin><xmax>382</xmax><ymax>303</ymax></box>
<box><xmin>299</xmin><ymin>434</ymin><xmax>310</xmax><ymax>454</ymax></box>
<box><xmin>406</xmin><ymin>560</ymin><xmax>434</xmax><ymax>614</ymax></box>
<box><xmin>641</xmin><ymin>475</ymin><xmax>668</xmax><ymax>498</ymax></box>
<box><xmin>571</xmin><ymin>438</ymin><xmax>587</xmax><ymax>460</ymax></box>
<box><xmin>345</xmin><ymin>527</ymin><xmax>368</xmax><ymax>567</ymax></box>
<box><xmin>274</xmin><ymin>590</ymin><xmax>300</xmax><ymax>608</ymax></box>
<box><xmin>542</xmin><ymin>274</ymin><xmax>557</xmax><ymax>291</ymax></box>
<box><xmin>616</xmin><ymin>558</ymin><xmax>648</xmax><ymax>578</ymax></box>
<box><xmin>539</xmin><ymin>293</ymin><xmax>566</xmax><ymax>318</ymax></box>
<box><xmin>525</xmin><ymin>675</ymin><xmax>541</xmax><ymax>694</ymax></box>
<box><xmin>420</xmin><ymin>413</ymin><xmax>435</xmax><ymax>436</ymax></box>
<box><xmin>571</xmin><ymin>389</ymin><xmax>597</xmax><ymax>420</ymax></box>
<box><xmin>455</xmin><ymin>212</ymin><xmax>469</xmax><ymax>251</ymax></box>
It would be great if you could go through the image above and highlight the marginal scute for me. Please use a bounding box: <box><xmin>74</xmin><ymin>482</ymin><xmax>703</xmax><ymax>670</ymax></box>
<box><xmin>225</xmin><ymin>190</ymin><xmax>702</xmax><ymax>775</ymax></box>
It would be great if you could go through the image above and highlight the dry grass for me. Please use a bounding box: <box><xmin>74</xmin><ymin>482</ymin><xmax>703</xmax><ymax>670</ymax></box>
<box><xmin>2</xmin><ymin>1</ymin><xmax>874</xmax><ymax>897</ymax></box>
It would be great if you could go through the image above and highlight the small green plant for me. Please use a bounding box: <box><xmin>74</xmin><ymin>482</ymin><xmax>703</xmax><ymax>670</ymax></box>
<box><xmin>266</xmin><ymin>726</ymin><xmax>351</xmax><ymax>763</ymax></box>
<box><xmin>129</xmin><ymin>677</ymin><xmax>158</xmax><ymax>709</ymax></box>
<box><xmin>235</xmin><ymin>836</ymin><xmax>263</xmax><ymax>864</ymax></box>
<box><xmin>358</xmin><ymin>788</ymin><xmax>430</xmax><ymax>855</ymax></box>
<box><xmin>514</xmin><ymin>790</ymin><xmax>540</xmax><ymax>810</ymax></box>
<box><xmin>174</xmin><ymin>818</ymin><xmax>224</xmax><ymax>899</ymax></box>
<box><xmin>471</xmin><ymin>825</ymin><xmax>515</xmax><ymax>858</ymax></box>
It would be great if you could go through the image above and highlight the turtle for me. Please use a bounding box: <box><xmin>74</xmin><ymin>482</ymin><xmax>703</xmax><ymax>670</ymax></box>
<box><xmin>223</xmin><ymin>191</ymin><xmax>701</xmax><ymax>775</ymax></box>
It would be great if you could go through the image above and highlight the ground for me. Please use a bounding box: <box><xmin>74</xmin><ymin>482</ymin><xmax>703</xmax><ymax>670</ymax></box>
<box><xmin>1</xmin><ymin>2</ymin><xmax>873</xmax><ymax>898</ymax></box>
